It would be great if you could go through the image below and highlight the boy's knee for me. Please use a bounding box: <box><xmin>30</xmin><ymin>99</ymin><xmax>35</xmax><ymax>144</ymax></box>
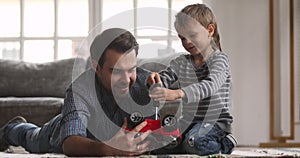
<box><xmin>221</xmin><ymin>134</ymin><xmax>236</xmax><ymax>154</ymax></box>
<box><xmin>183</xmin><ymin>135</ymin><xmax>220</xmax><ymax>155</ymax></box>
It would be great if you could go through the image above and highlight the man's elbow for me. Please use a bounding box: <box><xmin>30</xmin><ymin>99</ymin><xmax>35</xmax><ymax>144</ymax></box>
<box><xmin>62</xmin><ymin>136</ymin><xmax>80</xmax><ymax>156</ymax></box>
<box><xmin>62</xmin><ymin>136</ymin><xmax>100</xmax><ymax>156</ymax></box>
<box><xmin>62</xmin><ymin>137</ymin><xmax>72</xmax><ymax>156</ymax></box>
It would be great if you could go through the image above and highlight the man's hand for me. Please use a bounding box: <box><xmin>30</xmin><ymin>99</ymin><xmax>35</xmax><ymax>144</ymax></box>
<box><xmin>149</xmin><ymin>87</ymin><xmax>185</xmax><ymax>101</ymax></box>
<box><xmin>62</xmin><ymin>118</ymin><xmax>152</xmax><ymax>157</ymax></box>
<box><xmin>105</xmin><ymin>118</ymin><xmax>152</xmax><ymax>155</ymax></box>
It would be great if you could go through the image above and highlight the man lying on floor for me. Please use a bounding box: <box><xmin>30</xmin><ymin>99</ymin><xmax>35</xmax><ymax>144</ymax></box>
<box><xmin>0</xmin><ymin>28</ymin><xmax>156</xmax><ymax>157</ymax></box>
<box><xmin>0</xmin><ymin>27</ymin><xmax>236</xmax><ymax>157</ymax></box>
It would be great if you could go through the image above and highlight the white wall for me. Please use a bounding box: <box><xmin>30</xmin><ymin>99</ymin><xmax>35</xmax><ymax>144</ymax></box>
<box><xmin>205</xmin><ymin>0</ymin><xmax>271</xmax><ymax>146</ymax></box>
<box><xmin>292</xmin><ymin>0</ymin><xmax>300</xmax><ymax>143</ymax></box>
<box><xmin>203</xmin><ymin>0</ymin><xmax>300</xmax><ymax>146</ymax></box>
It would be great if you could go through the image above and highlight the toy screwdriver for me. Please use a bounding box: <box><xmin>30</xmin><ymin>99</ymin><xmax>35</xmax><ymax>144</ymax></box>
<box><xmin>148</xmin><ymin>83</ymin><xmax>161</xmax><ymax>120</ymax></box>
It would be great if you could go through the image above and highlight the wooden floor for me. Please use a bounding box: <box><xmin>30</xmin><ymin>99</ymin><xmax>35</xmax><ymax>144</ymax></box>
<box><xmin>0</xmin><ymin>146</ymin><xmax>300</xmax><ymax>157</ymax></box>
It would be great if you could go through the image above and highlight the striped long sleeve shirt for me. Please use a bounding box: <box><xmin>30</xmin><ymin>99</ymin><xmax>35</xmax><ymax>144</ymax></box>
<box><xmin>159</xmin><ymin>51</ymin><xmax>233</xmax><ymax>133</ymax></box>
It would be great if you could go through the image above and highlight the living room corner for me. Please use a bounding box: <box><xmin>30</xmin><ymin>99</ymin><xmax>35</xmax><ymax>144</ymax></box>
<box><xmin>1</xmin><ymin>0</ymin><xmax>300</xmax><ymax>157</ymax></box>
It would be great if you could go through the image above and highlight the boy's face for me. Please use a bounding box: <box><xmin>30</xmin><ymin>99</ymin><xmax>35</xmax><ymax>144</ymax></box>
<box><xmin>96</xmin><ymin>49</ymin><xmax>137</xmax><ymax>99</ymax></box>
<box><xmin>177</xmin><ymin>21</ymin><xmax>211</xmax><ymax>56</ymax></box>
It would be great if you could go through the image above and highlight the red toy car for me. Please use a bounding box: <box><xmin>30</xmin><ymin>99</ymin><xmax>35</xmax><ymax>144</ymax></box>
<box><xmin>126</xmin><ymin>112</ymin><xmax>181</xmax><ymax>149</ymax></box>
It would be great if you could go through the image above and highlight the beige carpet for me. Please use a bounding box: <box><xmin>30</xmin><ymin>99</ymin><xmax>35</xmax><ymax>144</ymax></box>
<box><xmin>0</xmin><ymin>146</ymin><xmax>300</xmax><ymax>157</ymax></box>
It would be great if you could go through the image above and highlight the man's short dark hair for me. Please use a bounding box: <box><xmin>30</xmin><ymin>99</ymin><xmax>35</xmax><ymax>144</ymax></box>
<box><xmin>90</xmin><ymin>28</ymin><xmax>139</xmax><ymax>67</ymax></box>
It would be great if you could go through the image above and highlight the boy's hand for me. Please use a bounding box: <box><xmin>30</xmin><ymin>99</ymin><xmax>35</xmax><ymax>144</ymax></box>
<box><xmin>147</xmin><ymin>72</ymin><xmax>185</xmax><ymax>101</ymax></box>
<box><xmin>149</xmin><ymin>88</ymin><xmax>184</xmax><ymax>101</ymax></box>
<box><xmin>147</xmin><ymin>72</ymin><xmax>162</xmax><ymax>88</ymax></box>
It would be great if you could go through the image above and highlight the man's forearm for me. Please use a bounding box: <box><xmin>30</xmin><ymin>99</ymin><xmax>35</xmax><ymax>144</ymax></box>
<box><xmin>62</xmin><ymin>136</ymin><xmax>113</xmax><ymax>157</ymax></box>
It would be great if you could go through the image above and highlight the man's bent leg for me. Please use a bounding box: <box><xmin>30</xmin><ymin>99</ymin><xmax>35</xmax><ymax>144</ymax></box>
<box><xmin>0</xmin><ymin>116</ymin><xmax>27</xmax><ymax>151</ymax></box>
<box><xmin>3</xmin><ymin>122</ymin><xmax>40</xmax><ymax>152</ymax></box>
<box><xmin>3</xmin><ymin>115</ymin><xmax>61</xmax><ymax>153</ymax></box>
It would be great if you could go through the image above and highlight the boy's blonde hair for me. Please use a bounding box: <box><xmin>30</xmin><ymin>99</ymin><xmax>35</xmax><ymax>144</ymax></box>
<box><xmin>175</xmin><ymin>3</ymin><xmax>222</xmax><ymax>51</ymax></box>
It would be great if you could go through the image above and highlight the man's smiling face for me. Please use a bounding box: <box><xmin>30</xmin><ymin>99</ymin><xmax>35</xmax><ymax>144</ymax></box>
<box><xmin>96</xmin><ymin>49</ymin><xmax>137</xmax><ymax>99</ymax></box>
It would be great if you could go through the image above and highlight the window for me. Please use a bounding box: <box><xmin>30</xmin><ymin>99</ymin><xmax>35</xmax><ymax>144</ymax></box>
<box><xmin>91</xmin><ymin>0</ymin><xmax>202</xmax><ymax>59</ymax></box>
<box><xmin>0</xmin><ymin>0</ymin><xmax>89</xmax><ymax>63</ymax></box>
<box><xmin>0</xmin><ymin>0</ymin><xmax>202</xmax><ymax>62</ymax></box>
<box><xmin>136</xmin><ymin>0</ymin><xmax>203</xmax><ymax>58</ymax></box>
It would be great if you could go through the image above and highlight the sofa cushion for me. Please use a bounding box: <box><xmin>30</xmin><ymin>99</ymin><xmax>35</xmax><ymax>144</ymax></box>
<box><xmin>138</xmin><ymin>53</ymin><xmax>182</xmax><ymax>72</ymax></box>
<box><xmin>0</xmin><ymin>58</ymin><xmax>86</xmax><ymax>98</ymax></box>
<box><xmin>138</xmin><ymin>53</ymin><xmax>183</xmax><ymax>89</ymax></box>
<box><xmin>0</xmin><ymin>97</ymin><xmax>63</xmax><ymax>126</ymax></box>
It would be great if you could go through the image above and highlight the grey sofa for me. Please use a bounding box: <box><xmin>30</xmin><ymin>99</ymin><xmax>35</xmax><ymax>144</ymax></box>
<box><xmin>0</xmin><ymin>58</ymin><xmax>87</xmax><ymax>126</ymax></box>
<box><xmin>0</xmin><ymin>53</ymin><xmax>181</xmax><ymax>127</ymax></box>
